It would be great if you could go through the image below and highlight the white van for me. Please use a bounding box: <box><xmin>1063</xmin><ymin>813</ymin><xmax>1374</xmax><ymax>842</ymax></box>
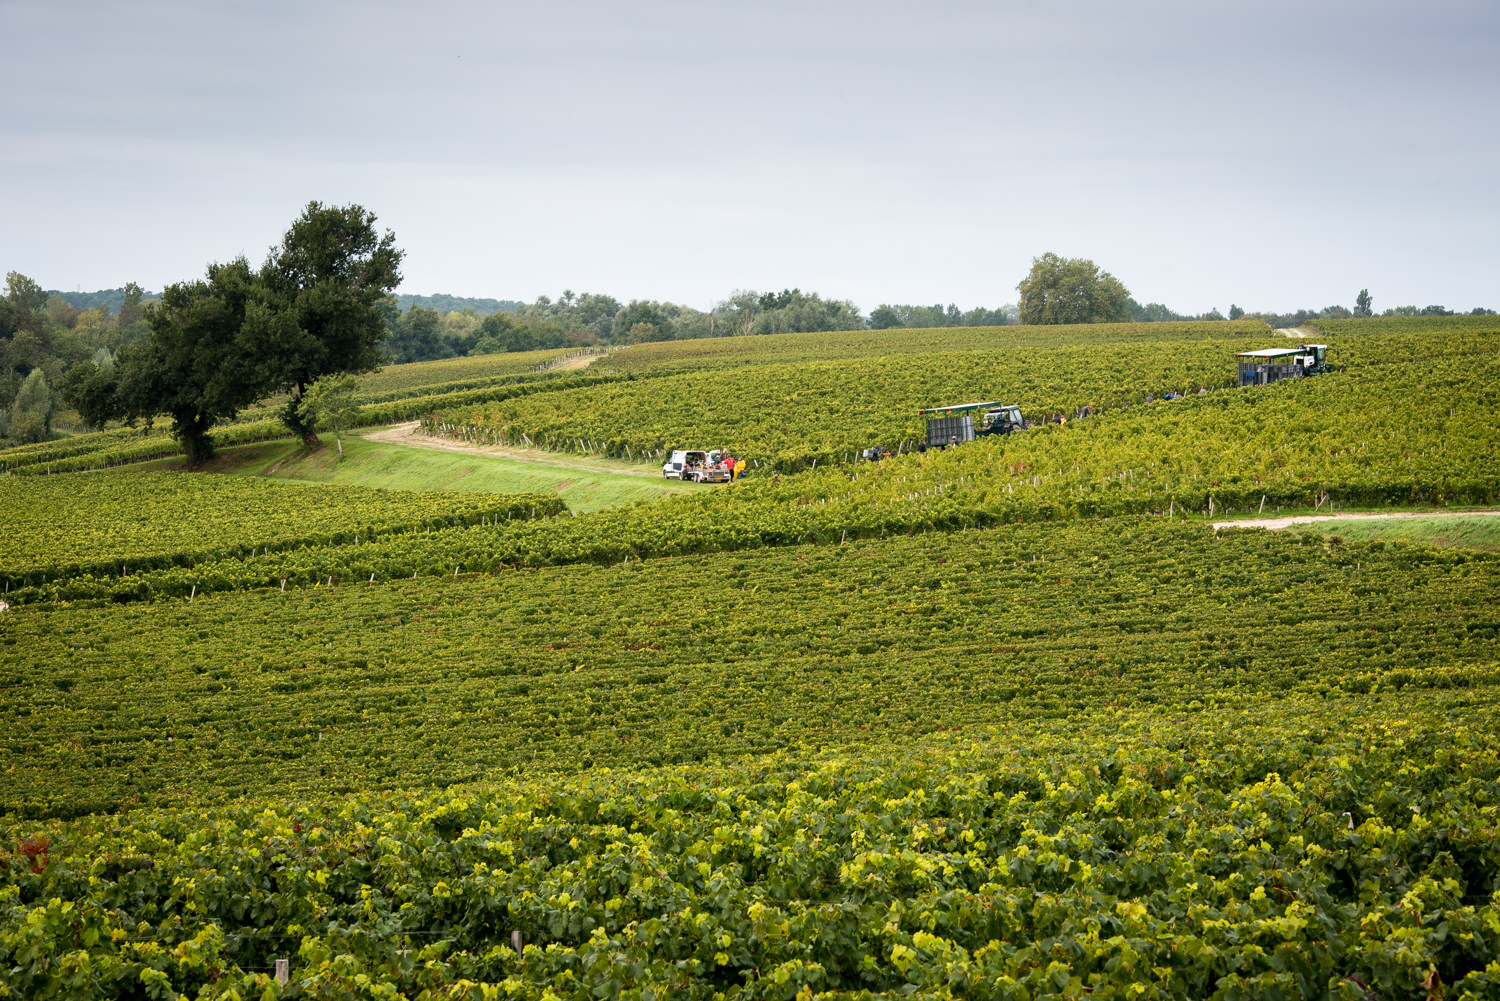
<box><xmin>662</xmin><ymin>449</ymin><xmax>731</xmax><ymax>482</ymax></box>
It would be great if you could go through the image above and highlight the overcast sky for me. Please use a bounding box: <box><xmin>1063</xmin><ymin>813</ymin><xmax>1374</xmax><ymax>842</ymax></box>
<box><xmin>3</xmin><ymin>0</ymin><xmax>1496</xmax><ymax>315</ymax></box>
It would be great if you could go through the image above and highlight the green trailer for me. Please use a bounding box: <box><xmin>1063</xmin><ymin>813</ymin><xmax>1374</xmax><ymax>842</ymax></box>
<box><xmin>1236</xmin><ymin>343</ymin><xmax>1329</xmax><ymax>387</ymax></box>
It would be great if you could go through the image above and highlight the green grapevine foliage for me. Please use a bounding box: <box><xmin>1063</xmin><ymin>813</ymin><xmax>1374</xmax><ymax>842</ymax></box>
<box><xmin>0</xmin><ymin>472</ymin><xmax>564</xmax><ymax>590</ymax></box>
<box><xmin>3</xmin><ymin>713</ymin><xmax>1498</xmax><ymax>998</ymax></box>
<box><xmin>4</xmin><ymin>520</ymin><xmax>1497</xmax><ymax>814</ymax></box>
<box><xmin>2</xmin><ymin>316</ymin><xmax>1498</xmax><ymax>999</ymax></box>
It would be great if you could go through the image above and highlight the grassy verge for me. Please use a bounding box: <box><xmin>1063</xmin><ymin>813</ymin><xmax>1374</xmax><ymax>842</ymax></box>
<box><xmin>1294</xmin><ymin>513</ymin><xmax>1500</xmax><ymax>551</ymax></box>
<box><xmin>137</xmin><ymin>435</ymin><xmax>696</xmax><ymax>512</ymax></box>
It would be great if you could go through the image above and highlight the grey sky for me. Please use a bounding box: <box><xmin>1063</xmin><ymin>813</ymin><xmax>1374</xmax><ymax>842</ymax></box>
<box><xmin>3</xmin><ymin>0</ymin><xmax>1496</xmax><ymax>314</ymax></box>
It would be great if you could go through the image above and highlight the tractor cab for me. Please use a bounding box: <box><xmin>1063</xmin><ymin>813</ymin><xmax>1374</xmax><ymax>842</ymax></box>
<box><xmin>1298</xmin><ymin>343</ymin><xmax>1329</xmax><ymax>371</ymax></box>
<box><xmin>982</xmin><ymin>405</ymin><xmax>1026</xmax><ymax>434</ymax></box>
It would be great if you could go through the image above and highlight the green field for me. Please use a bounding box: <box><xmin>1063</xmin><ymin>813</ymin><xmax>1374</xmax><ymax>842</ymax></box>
<box><xmin>3</xmin><ymin>316</ymin><xmax>1499</xmax><ymax>999</ymax></box>
<box><xmin>1276</xmin><ymin>513</ymin><xmax>1500</xmax><ymax>551</ymax></box>
<box><xmin>141</xmin><ymin>435</ymin><xmax>696</xmax><ymax>513</ymax></box>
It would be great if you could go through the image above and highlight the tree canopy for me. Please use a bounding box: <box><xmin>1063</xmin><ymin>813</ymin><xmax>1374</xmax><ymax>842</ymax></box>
<box><xmin>9</xmin><ymin>368</ymin><xmax>53</xmax><ymax>443</ymax></box>
<box><xmin>1017</xmin><ymin>253</ymin><xmax>1132</xmax><ymax>326</ymax></box>
<box><xmin>297</xmin><ymin>373</ymin><xmax>362</xmax><ymax>457</ymax></box>
<box><xmin>250</xmin><ymin>202</ymin><xmax>403</xmax><ymax>439</ymax></box>
<box><xmin>60</xmin><ymin>202</ymin><xmax>402</xmax><ymax>461</ymax></box>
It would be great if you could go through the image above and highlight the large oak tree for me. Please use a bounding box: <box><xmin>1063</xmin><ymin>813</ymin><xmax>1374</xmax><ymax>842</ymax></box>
<box><xmin>1017</xmin><ymin>253</ymin><xmax>1131</xmax><ymax>326</ymax></box>
<box><xmin>62</xmin><ymin>202</ymin><xmax>402</xmax><ymax>462</ymax></box>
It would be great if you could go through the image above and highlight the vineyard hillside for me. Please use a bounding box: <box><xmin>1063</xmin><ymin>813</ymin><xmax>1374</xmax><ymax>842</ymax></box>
<box><xmin>2</xmin><ymin>317</ymin><xmax>1499</xmax><ymax>999</ymax></box>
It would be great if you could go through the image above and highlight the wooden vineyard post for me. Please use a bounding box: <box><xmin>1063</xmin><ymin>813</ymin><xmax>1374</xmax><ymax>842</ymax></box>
<box><xmin>511</xmin><ymin>929</ymin><xmax>524</xmax><ymax>957</ymax></box>
<box><xmin>275</xmin><ymin>959</ymin><xmax>289</xmax><ymax>986</ymax></box>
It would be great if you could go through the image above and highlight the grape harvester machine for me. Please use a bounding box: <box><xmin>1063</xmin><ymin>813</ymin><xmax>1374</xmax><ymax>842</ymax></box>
<box><xmin>919</xmin><ymin>400</ymin><xmax>1029</xmax><ymax>447</ymax></box>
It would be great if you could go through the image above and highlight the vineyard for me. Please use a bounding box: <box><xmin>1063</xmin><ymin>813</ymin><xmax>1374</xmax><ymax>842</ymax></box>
<box><xmin>2</xmin><ymin>324</ymin><xmax>1490</xmax><ymax>608</ymax></box>
<box><xmin>3</xmin><ymin>316</ymin><xmax>1499</xmax><ymax>998</ymax></box>
<box><xmin>434</xmin><ymin>319</ymin><xmax>1500</xmax><ymax>473</ymax></box>
<box><xmin>0</xmin><ymin>472</ymin><xmax>565</xmax><ymax>592</ymax></box>
<box><xmin>597</xmin><ymin>320</ymin><xmax>1278</xmax><ymax>374</ymax></box>
<box><xmin>354</xmin><ymin>349</ymin><xmax>575</xmax><ymax>393</ymax></box>
<box><xmin>4</xmin><ymin>710</ymin><xmax>1498</xmax><ymax>999</ymax></box>
<box><xmin>432</xmin><ymin>339</ymin><xmax>1272</xmax><ymax>471</ymax></box>
<box><xmin>5</xmin><ymin>519</ymin><xmax>1499</xmax><ymax>816</ymax></box>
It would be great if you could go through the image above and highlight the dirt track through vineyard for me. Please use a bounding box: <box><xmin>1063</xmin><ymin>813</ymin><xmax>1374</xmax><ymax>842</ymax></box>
<box><xmin>361</xmin><ymin>423</ymin><xmax>667</xmax><ymax>478</ymax></box>
<box><xmin>544</xmin><ymin>352</ymin><xmax>604</xmax><ymax>372</ymax></box>
<box><xmin>1213</xmin><ymin>510</ymin><xmax>1500</xmax><ymax>531</ymax></box>
<box><xmin>354</xmin><ymin>350</ymin><xmax>662</xmax><ymax>475</ymax></box>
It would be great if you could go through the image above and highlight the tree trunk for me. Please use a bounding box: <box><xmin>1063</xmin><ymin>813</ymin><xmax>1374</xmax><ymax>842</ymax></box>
<box><xmin>173</xmin><ymin>410</ymin><xmax>216</xmax><ymax>465</ymax></box>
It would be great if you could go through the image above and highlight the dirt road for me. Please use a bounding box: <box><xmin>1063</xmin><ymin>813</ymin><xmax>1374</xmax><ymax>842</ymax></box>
<box><xmin>361</xmin><ymin>422</ymin><xmax>666</xmax><ymax>478</ymax></box>
<box><xmin>540</xmin><ymin>350</ymin><xmax>607</xmax><ymax>372</ymax></box>
<box><xmin>1213</xmin><ymin>510</ymin><xmax>1500</xmax><ymax>531</ymax></box>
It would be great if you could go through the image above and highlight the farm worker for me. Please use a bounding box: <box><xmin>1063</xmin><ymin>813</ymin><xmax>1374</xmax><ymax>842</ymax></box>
<box><xmin>723</xmin><ymin>452</ymin><xmax>735</xmax><ymax>474</ymax></box>
<box><xmin>735</xmin><ymin>458</ymin><xmax>747</xmax><ymax>480</ymax></box>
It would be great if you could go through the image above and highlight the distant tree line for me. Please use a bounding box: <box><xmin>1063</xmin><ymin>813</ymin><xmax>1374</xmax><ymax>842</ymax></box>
<box><xmin>1</xmin><ymin>273</ymin><xmax>153</xmax><ymax>444</ymax></box>
<box><xmin>1013</xmin><ymin>259</ymin><xmax>1496</xmax><ymax>330</ymax></box>
<box><xmin>393</xmin><ymin>292</ymin><xmax>524</xmax><ymax>316</ymax></box>
<box><xmin>868</xmin><ymin>303</ymin><xmax>1016</xmax><ymax>329</ymax></box>
<box><xmin>384</xmin><ymin>288</ymin><xmax>876</xmax><ymax>363</ymax></box>
<box><xmin>51</xmin><ymin>287</ymin><xmax>159</xmax><ymax>315</ymax></box>
<box><xmin>1239</xmin><ymin>291</ymin><xmax>1494</xmax><ymax>329</ymax></box>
